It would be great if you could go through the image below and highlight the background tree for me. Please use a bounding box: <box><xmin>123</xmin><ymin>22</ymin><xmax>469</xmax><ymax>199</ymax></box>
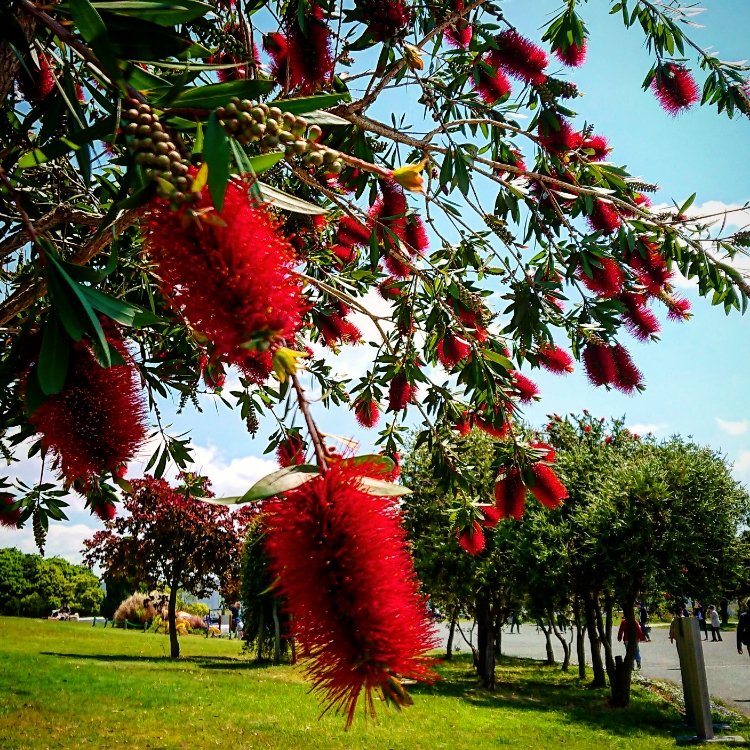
<box><xmin>83</xmin><ymin>473</ymin><xmax>240</xmax><ymax>657</ymax></box>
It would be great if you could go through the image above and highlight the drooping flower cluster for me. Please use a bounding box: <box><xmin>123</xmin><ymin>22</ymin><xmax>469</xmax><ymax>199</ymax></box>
<box><xmin>263</xmin><ymin>461</ymin><xmax>437</xmax><ymax>727</ymax></box>
<box><xmin>145</xmin><ymin>178</ymin><xmax>305</xmax><ymax>382</ymax></box>
<box><xmin>29</xmin><ymin>336</ymin><xmax>147</xmax><ymax>486</ymax></box>
<box><xmin>355</xmin><ymin>0</ymin><xmax>412</xmax><ymax>41</ymax></box>
<box><xmin>0</xmin><ymin>494</ymin><xmax>21</xmax><ymax>528</ymax></box>
<box><xmin>553</xmin><ymin>38</ymin><xmax>587</xmax><ymax>67</ymax></box>
<box><xmin>444</xmin><ymin>0</ymin><xmax>472</xmax><ymax>48</ymax></box>
<box><xmin>651</xmin><ymin>63</ymin><xmax>699</xmax><ymax>115</ymax></box>
<box><xmin>582</xmin><ymin>341</ymin><xmax>643</xmax><ymax>393</ymax></box>
<box><xmin>490</xmin><ymin>30</ymin><xmax>549</xmax><ymax>86</ymax></box>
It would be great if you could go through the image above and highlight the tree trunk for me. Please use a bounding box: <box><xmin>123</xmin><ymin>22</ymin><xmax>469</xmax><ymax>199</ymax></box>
<box><xmin>573</xmin><ymin>597</ymin><xmax>587</xmax><ymax>680</ymax></box>
<box><xmin>272</xmin><ymin>600</ymin><xmax>281</xmax><ymax>664</ymax></box>
<box><xmin>446</xmin><ymin>608</ymin><xmax>458</xmax><ymax>660</ymax></box>
<box><xmin>167</xmin><ymin>576</ymin><xmax>180</xmax><ymax>659</ymax></box>
<box><xmin>538</xmin><ymin>619</ymin><xmax>555</xmax><ymax>665</ymax></box>
<box><xmin>256</xmin><ymin>607</ymin><xmax>265</xmax><ymax>661</ymax></box>
<box><xmin>594</xmin><ymin>594</ymin><xmax>615</xmax><ymax>687</ymax></box>
<box><xmin>475</xmin><ymin>593</ymin><xmax>495</xmax><ymax>690</ymax></box>
<box><xmin>1</xmin><ymin>12</ymin><xmax>37</xmax><ymax>102</ymax></box>
<box><xmin>610</xmin><ymin>593</ymin><xmax>637</xmax><ymax>707</ymax></box>
<box><xmin>549</xmin><ymin>608</ymin><xmax>571</xmax><ymax>672</ymax></box>
<box><xmin>583</xmin><ymin>591</ymin><xmax>606</xmax><ymax>687</ymax></box>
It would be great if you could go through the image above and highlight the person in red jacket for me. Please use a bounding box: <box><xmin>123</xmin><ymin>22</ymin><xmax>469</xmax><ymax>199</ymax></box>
<box><xmin>617</xmin><ymin>613</ymin><xmax>646</xmax><ymax>669</ymax></box>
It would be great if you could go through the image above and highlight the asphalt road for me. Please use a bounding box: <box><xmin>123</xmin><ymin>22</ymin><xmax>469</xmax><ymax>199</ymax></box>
<box><xmin>435</xmin><ymin>621</ymin><xmax>750</xmax><ymax>716</ymax></box>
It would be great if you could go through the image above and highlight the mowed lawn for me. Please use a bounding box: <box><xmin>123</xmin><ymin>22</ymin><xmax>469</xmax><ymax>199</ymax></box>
<box><xmin>0</xmin><ymin>617</ymin><xmax>741</xmax><ymax>750</ymax></box>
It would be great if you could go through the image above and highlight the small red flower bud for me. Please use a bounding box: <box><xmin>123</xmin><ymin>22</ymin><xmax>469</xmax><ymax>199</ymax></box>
<box><xmin>457</xmin><ymin>520</ymin><xmax>485</xmax><ymax>555</ymax></box>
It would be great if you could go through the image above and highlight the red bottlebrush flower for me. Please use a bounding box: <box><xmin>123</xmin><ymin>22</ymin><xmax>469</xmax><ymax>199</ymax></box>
<box><xmin>491</xmin><ymin>30</ymin><xmax>548</xmax><ymax>85</ymax></box>
<box><xmin>629</xmin><ymin>239</ymin><xmax>671</xmax><ymax>295</ymax></box>
<box><xmin>18</xmin><ymin>52</ymin><xmax>56</xmax><ymax>102</ymax></box>
<box><xmin>529</xmin><ymin>463</ymin><xmax>568</xmax><ymax>509</ymax></box>
<box><xmin>404</xmin><ymin>214</ymin><xmax>429</xmax><ymax>255</ymax></box>
<box><xmin>283</xmin><ymin>4</ymin><xmax>333</xmax><ymax>94</ymax></box>
<box><xmin>588</xmin><ymin>199</ymin><xmax>621</xmax><ymax>235</ymax></box>
<box><xmin>537</xmin><ymin>343</ymin><xmax>574</xmax><ymax>374</ymax></box>
<box><xmin>277</xmin><ymin>433</ymin><xmax>306</xmax><ymax>467</ymax></box>
<box><xmin>531</xmin><ymin>441</ymin><xmax>556</xmax><ymax>463</ymax></box>
<box><xmin>457</xmin><ymin>520</ymin><xmax>485</xmax><ymax>555</ymax></box>
<box><xmin>353</xmin><ymin>398</ymin><xmax>380</xmax><ymax>429</ymax></box>
<box><xmin>337</xmin><ymin>215</ymin><xmax>371</xmax><ymax>247</ymax></box>
<box><xmin>494</xmin><ymin>148</ymin><xmax>527</xmax><ymax>179</ymax></box>
<box><xmin>264</xmin><ymin>32</ymin><xmax>290</xmax><ymax>84</ymax></box>
<box><xmin>373</xmin><ymin>181</ymin><xmax>408</xmax><ymax>239</ymax></box>
<box><xmin>578</xmin><ymin>256</ymin><xmax>624</xmax><ymax>298</ymax></box>
<box><xmin>0</xmin><ymin>494</ymin><xmax>21</xmax><ymax>528</ymax></box>
<box><xmin>263</xmin><ymin>462</ymin><xmax>437</xmax><ymax>727</ymax></box>
<box><xmin>446</xmin><ymin>21</ymin><xmax>472</xmax><ymax>49</ymax></box>
<box><xmin>331</xmin><ymin>244</ymin><xmax>358</xmax><ymax>267</ymax></box>
<box><xmin>145</xmin><ymin>178</ymin><xmax>305</xmax><ymax>375</ymax></box>
<box><xmin>554</xmin><ymin>38</ymin><xmax>587</xmax><ymax>67</ymax></box>
<box><xmin>581</xmin><ymin>134</ymin><xmax>610</xmax><ymax>161</ymax></box>
<box><xmin>436</xmin><ymin>333</ymin><xmax>471</xmax><ymax>369</ymax></box>
<box><xmin>355</xmin><ymin>0</ymin><xmax>412</xmax><ymax>42</ymax></box>
<box><xmin>604</xmin><ymin>435</ymin><xmax>613</xmax><ymax>445</ymax></box>
<box><xmin>474</xmin><ymin>63</ymin><xmax>512</xmax><ymax>104</ymax></box>
<box><xmin>537</xmin><ymin>116</ymin><xmax>583</xmax><ymax>154</ymax></box>
<box><xmin>453</xmin><ymin>411</ymin><xmax>473</xmax><ymax>436</ymax></box>
<box><xmin>318</xmin><ymin>314</ymin><xmax>362</xmax><ymax>348</ymax></box>
<box><xmin>29</xmin><ymin>338</ymin><xmax>147</xmax><ymax>486</ymax></box>
<box><xmin>665</xmin><ymin>294</ymin><xmax>691</xmax><ymax>321</ymax></box>
<box><xmin>582</xmin><ymin>342</ymin><xmax>617</xmax><ymax>387</ymax></box>
<box><xmin>494</xmin><ymin>467</ymin><xmax>526</xmax><ymax>520</ymax></box>
<box><xmin>511</xmin><ymin>371</ymin><xmax>540</xmax><ymax>403</ymax></box>
<box><xmin>475</xmin><ymin>413</ymin><xmax>509</xmax><ymax>439</ymax></box>
<box><xmin>651</xmin><ymin>63</ymin><xmax>699</xmax><ymax>115</ymax></box>
<box><xmin>478</xmin><ymin>504</ymin><xmax>501</xmax><ymax>528</ymax></box>
<box><xmin>378</xmin><ymin>277</ymin><xmax>406</xmax><ymax>300</ymax></box>
<box><xmin>387</xmin><ymin>372</ymin><xmax>414</xmax><ymax>412</ymax></box>
<box><xmin>619</xmin><ymin>293</ymin><xmax>660</xmax><ymax>341</ymax></box>
<box><xmin>91</xmin><ymin>497</ymin><xmax>117</xmax><ymax>522</ymax></box>
<box><xmin>611</xmin><ymin>343</ymin><xmax>643</xmax><ymax>394</ymax></box>
<box><xmin>383</xmin><ymin>252</ymin><xmax>413</xmax><ymax>278</ymax></box>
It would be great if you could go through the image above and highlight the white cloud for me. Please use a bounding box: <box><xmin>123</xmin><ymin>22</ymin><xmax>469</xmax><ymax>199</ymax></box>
<box><xmin>0</xmin><ymin>523</ymin><xmax>99</xmax><ymax>564</ymax></box>
<box><xmin>626</xmin><ymin>422</ymin><xmax>666</xmax><ymax>436</ymax></box>
<box><xmin>716</xmin><ymin>417</ymin><xmax>749</xmax><ymax>436</ymax></box>
<box><xmin>650</xmin><ymin>200</ymin><xmax>750</xmax><ymax>231</ymax></box>
<box><xmin>733</xmin><ymin>450</ymin><xmax>750</xmax><ymax>480</ymax></box>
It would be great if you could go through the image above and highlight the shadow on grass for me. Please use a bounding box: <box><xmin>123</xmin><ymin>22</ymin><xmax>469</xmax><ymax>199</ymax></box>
<box><xmin>40</xmin><ymin>652</ymin><xmax>269</xmax><ymax>671</ymax></box>
<box><xmin>410</xmin><ymin>654</ymin><xmax>678</xmax><ymax>740</ymax></box>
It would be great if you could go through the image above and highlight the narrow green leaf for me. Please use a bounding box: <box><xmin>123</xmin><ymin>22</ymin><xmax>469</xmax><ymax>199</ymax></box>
<box><xmin>358</xmin><ymin>477</ymin><xmax>412</xmax><ymax>497</ymax></box>
<box><xmin>164</xmin><ymin>79</ymin><xmax>275</xmax><ymax>110</ymax></box>
<box><xmin>239</xmin><ymin>465</ymin><xmax>320</xmax><ymax>502</ymax></box>
<box><xmin>38</xmin><ymin>316</ymin><xmax>70</xmax><ymax>395</ymax></box>
<box><xmin>69</xmin><ymin>0</ymin><xmax>120</xmax><ymax>78</ymax></box>
<box><xmin>81</xmin><ymin>286</ymin><xmax>161</xmax><ymax>327</ymax></box>
<box><xmin>204</xmin><ymin>111</ymin><xmax>230</xmax><ymax>211</ymax></box>
<box><xmin>268</xmin><ymin>93</ymin><xmax>350</xmax><ymax>115</ymax></box>
<box><xmin>257</xmin><ymin>183</ymin><xmax>327</xmax><ymax>214</ymax></box>
<box><xmin>246</xmin><ymin>151</ymin><xmax>285</xmax><ymax>175</ymax></box>
<box><xmin>88</xmin><ymin>0</ymin><xmax>212</xmax><ymax>26</ymax></box>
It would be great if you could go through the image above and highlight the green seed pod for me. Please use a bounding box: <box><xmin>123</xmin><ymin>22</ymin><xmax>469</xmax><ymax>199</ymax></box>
<box><xmin>152</xmin><ymin>131</ymin><xmax>169</xmax><ymax>143</ymax></box>
<box><xmin>137</xmin><ymin>124</ymin><xmax>152</xmax><ymax>136</ymax></box>
<box><xmin>307</xmin><ymin>124</ymin><xmax>323</xmax><ymax>141</ymax></box>
<box><xmin>307</xmin><ymin>152</ymin><xmax>324</xmax><ymax>167</ymax></box>
<box><xmin>135</xmin><ymin>152</ymin><xmax>152</xmax><ymax>165</ymax></box>
<box><xmin>155</xmin><ymin>154</ymin><xmax>171</xmax><ymax>170</ymax></box>
<box><xmin>216</xmin><ymin>107</ymin><xmax>226</xmax><ymax>119</ymax></box>
<box><xmin>327</xmin><ymin>160</ymin><xmax>343</xmax><ymax>175</ymax></box>
<box><xmin>282</xmin><ymin>111</ymin><xmax>297</xmax><ymax>128</ymax></box>
<box><xmin>138</xmin><ymin>113</ymin><xmax>153</xmax><ymax>125</ymax></box>
<box><xmin>249</xmin><ymin>122</ymin><xmax>266</xmax><ymax>138</ymax></box>
<box><xmin>293</xmin><ymin>140</ymin><xmax>308</xmax><ymax>155</ymax></box>
<box><xmin>322</xmin><ymin>149</ymin><xmax>338</xmax><ymax>164</ymax></box>
<box><xmin>278</xmin><ymin>131</ymin><xmax>295</xmax><ymax>144</ymax></box>
<box><xmin>139</xmin><ymin>137</ymin><xmax>153</xmax><ymax>151</ymax></box>
<box><xmin>240</xmin><ymin>99</ymin><xmax>253</xmax><ymax>111</ymax></box>
<box><xmin>268</xmin><ymin>106</ymin><xmax>283</xmax><ymax>121</ymax></box>
<box><xmin>265</xmin><ymin>118</ymin><xmax>280</xmax><ymax>135</ymax></box>
<box><xmin>125</xmin><ymin>122</ymin><xmax>139</xmax><ymax>135</ymax></box>
<box><xmin>250</xmin><ymin>107</ymin><xmax>266</xmax><ymax>122</ymax></box>
<box><xmin>168</xmin><ymin>151</ymin><xmax>183</xmax><ymax>163</ymax></box>
<box><xmin>125</xmin><ymin>109</ymin><xmax>140</xmax><ymax>121</ymax></box>
<box><xmin>154</xmin><ymin>141</ymin><xmax>170</xmax><ymax>155</ymax></box>
<box><xmin>175</xmin><ymin>176</ymin><xmax>189</xmax><ymax>190</ymax></box>
<box><xmin>262</xmin><ymin>134</ymin><xmax>280</xmax><ymax>149</ymax></box>
<box><xmin>226</xmin><ymin>102</ymin><xmax>238</xmax><ymax>115</ymax></box>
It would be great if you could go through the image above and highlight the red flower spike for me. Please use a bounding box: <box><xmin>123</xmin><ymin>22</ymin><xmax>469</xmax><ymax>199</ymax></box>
<box><xmin>529</xmin><ymin>463</ymin><xmax>568</xmax><ymax>509</ymax></box>
<box><xmin>611</xmin><ymin>343</ymin><xmax>643</xmax><ymax>394</ymax></box>
<box><xmin>387</xmin><ymin>373</ymin><xmax>414</xmax><ymax>412</ymax></box>
<box><xmin>537</xmin><ymin>343</ymin><xmax>574</xmax><ymax>374</ymax></box>
<box><xmin>578</xmin><ymin>256</ymin><xmax>624</xmax><ymax>298</ymax></box>
<box><xmin>588</xmin><ymin>199</ymin><xmax>621</xmax><ymax>235</ymax></box>
<box><xmin>494</xmin><ymin>467</ymin><xmax>526</xmax><ymax>520</ymax></box>
<box><xmin>284</xmin><ymin>4</ymin><xmax>333</xmax><ymax>94</ymax></box>
<box><xmin>91</xmin><ymin>498</ymin><xmax>117</xmax><ymax>522</ymax></box>
<box><xmin>581</xmin><ymin>134</ymin><xmax>610</xmax><ymax>161</ymax></box>
<box><xmin>665</xmin><ymin>295</ymin><xmax>691</xmax><ymax>321</ymax></box>
<box><xmin>404</xmin><ymin>214</ymin><xmax>429</xmax><ymax>255</ymax></box>
<box><xmin>436</xmin><ymin>333</ymin><xmax>472</xmax><ymax>369</ymax></box>
<box><xmin>582</xmin><ymin>342</ymin><xmax>617</xmax><ymax>387</ymax></box>
<box><xmin>652</xmin><ymin>63</ymin><xmax>699</xmax><ymax>115</ymax></box>
<box><xmin>475</xmin><ymin>415</ymin><xmax>509</xmax><ymax>439</ymax></box>
<box><xmin>453</xmin><ymin>412</ymin><xmax>473</xmax><ymax>436</ymax></box>
<box><xmin>531</xmin><ymin>442</ymin><xmax>556</xmax><ymax>463</ymax></box>
<box><xmin>337</xmin><ymin>215</ymin><xmax>372</xmax><ymax>247</ymax></box>
<box><xmin>478</xmin><ymin>504</ymin><xmax>501</xmax><ymax>528</ymax></box>
<box><xmin>474</xmin><ymin>64</ymin><xmax>512</xmax><ymax>104</ymax></box>
<box><xmin>331</xmin><ymin>244</ymin><xmax>358</xmax><ymax>267</ymax></box>
<box><xmin>277</xmin><ymin>433</ymin><xmax>306</xmax><ymax>467</ymax></box>
<box><xmin>537</xmin><ymin>116</ymin><xmax>583</xmax><ymax>153</ymax></box>
<box><xmin>446</xmin><ymin>22</ymin><xmax>472</xmax><ymax>49</ymax></box>
<box><xmin>354</xmin><ymin>399</ymin><xmax>380</xmax><ymax>429</ymax></box>
<box><xmin>511</xmin><ymin>371</ymin><xmax>540</xmax><ymax>403</ymax></box>
<box><xmin>378</xmin><ymin>277</ymin><xmax>406</xmax><ymax>300</ymax></box>
<box><xmin>629</xmin><ymin>240</ymin><xmax>671</xmax><ymax>295</ymax></box>
<box><xmin>18</xmin><ymin>52</ymin><xmax>56</xmax><ymax>102</ymax></box>
<box><xmin>29</xmin><ymin>337</ymin><xmax>147</xmax><ymax>486</ymax></box>
<box><xmin>0</xmin><ymin>494</ymin><xmax>21</xmax><ymax>528</ymax></box>
<box><xmin>264</xmin><ymin>32</ymin><xmax>290</xmax><ymax>84</ymax></box>
<box><xmin>355</xmin><ymin>0</ymin><xmax>412</xmax><ymax>42</ymax></box>
<box><xmin>318</xmin><ymin>314</ymin><xmax>362</xmax><ymax>348</ymax></box>
<box><xmin>145</xmin><ymin>179</ymin><xmax>305</xmax><ymax>375</ymax></box>
<box><xmin>554</xmin><ymin>38</ymin><xmax>587</xmax><ymax>67</ymax></box>
<box><xmin>619</xmin><ymin>293</ymin><xmax>660</xmax><ymax>341</ymax></box>
<box><xmin>263</xmin><ymin>462</ymin><xmax>437</xmax><ymax>728</ymax></box>
<box><xmin>491</xmin><ymin>30</ymin><xmax>548</xmax><ymax>85</ymax></box>
<box><xmin>457</xmin><ymin>521</ymin><xmax>485</xmax><ymax>555</ymax></box>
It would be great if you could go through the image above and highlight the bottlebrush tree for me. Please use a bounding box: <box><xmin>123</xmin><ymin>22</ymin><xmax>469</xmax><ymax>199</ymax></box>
<box><xmin>82</xmin><ymin>473</ymin><xmax>240</xmax><ymax>657</ymax></box>
<box><xmin>1</xmin><ymin>0</ymin><xmax>750</xmax><ymax>726</ymax></box>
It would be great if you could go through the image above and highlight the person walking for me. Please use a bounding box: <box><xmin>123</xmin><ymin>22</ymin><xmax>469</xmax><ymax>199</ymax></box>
<box><xmin>708</xmin><ymin>605</ymin><xmax>723</xmax><ymax>642</ymax></box>
<box><xmin>737</xmin><ymin>598</ymin><xmax>750</xmax><ymax>658</ymax></box>
<box><xmin>617</xmin><ymin>612</ymin><xmax>646</xmax><ymax>669</ymax></box>
<box><xmin>638</xmin><ymin>600</ymin><xmax>651</xmax><ymax>642</ymax></box>
<box><xmin>694</xmin><ymin>601</ymin><xmax>708</xmax><ymax>641</ymax></box>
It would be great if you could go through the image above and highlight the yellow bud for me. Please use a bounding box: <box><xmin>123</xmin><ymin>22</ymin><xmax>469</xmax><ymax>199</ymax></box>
<box><xmin>403</xmin><ymin>43</ymin><xmax>424</xmax><ymax>72</ymax></box>
<box><xmin>272</xmin><ymin>347</ymin><xmax>309</xmax><ymax>383</ymax></box>
<box><xmin>391</xmin><ymin>158</ymin><xmax>428</xmax><ymax>193</ymax></box>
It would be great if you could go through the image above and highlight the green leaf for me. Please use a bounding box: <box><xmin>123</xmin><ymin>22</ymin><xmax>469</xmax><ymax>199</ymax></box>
<box><xmin>38</xmin><ymin>315</ymin><xmax>70</xmax><ymax>395</ymax></box>
<box><xmin>164</xmin><ymin>79</ymin><xmax>275</xmax><ymax>110</ymax></box>
<box><xmin>237</xmin><ymin>465</ymin><xmax>320</xmax><ymax>503</ymax></box>
<box><xmin>87</xmin><ymin>0</ymin><xmax>212</xmax><ymax>25</ymax></box>
<box><xmin>204</xmin><ymin>111</ymin><xmax>230</xmax><ymax>211</ymax></box>
<box><xmin>341</xmin><ymin>454</ymin><xmax>396</xmax><ymax>472</ymax></box>
<box><xmin>302</xmin><ymin>109</ymin><xmax>350</xmax><ymax>126</ymax></box>
<box><xmin>678</xmin><ymin>192</ymin><xmax>696</xmax><ymax>215</ymax></box>
<box><xmin>69</xmin><ymin>0</ymin><xmax>121</xmax><ymax>78</ymax></box>
<box><xmin>482</xmin><ymin>349</ymin><xmax>514</xmax><ymax>370</ymax></box>
<box><xmin>358</xmin><ymin>477</ymin><xmax>412</xmax><ymax>497</ymax></box>
<box><xmin>80</xmin><ymin>286</ymin><xmax>161</xmax><ymax>327</ymax></box>
<box><xmin>257</xmin><ymin>183</ymin><xmax>327</xmax><ymax>214</ymax></box>
<box><xmin>268</xmin><ymin>93</ymin><xmax>350</xmax><ymax>115</ymax></box>
<box><xmin>246</xmin><ymin>152</ymin><xmax>285</xmax><ymax>175</ymax></box>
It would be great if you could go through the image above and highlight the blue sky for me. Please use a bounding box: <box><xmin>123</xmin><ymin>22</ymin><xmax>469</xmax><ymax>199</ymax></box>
<box><xmin>2</xmin><ymin>0</ymin><xmax>749</xmax><ymax>562</ymax></box>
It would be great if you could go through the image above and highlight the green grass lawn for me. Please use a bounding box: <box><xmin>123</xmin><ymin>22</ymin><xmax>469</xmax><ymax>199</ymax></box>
<box><xmin>0</xmin><ymin>616</ymin><xmax>745</xmax><ymax>749</ymax></box>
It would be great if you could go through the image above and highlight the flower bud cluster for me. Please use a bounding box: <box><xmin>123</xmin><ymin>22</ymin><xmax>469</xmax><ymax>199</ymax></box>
<box><xmin>121</xmin><ymin>100</ymin><xmax>194</xmax><ymax>205</ymax></box>
<box><xmin>484</xmin><ymin>214</ymin><xmax>516</xmax><ymax>246</ymax></box>
<box><xmin>537</xmin><ymin>77</ymin><xmax>581</xmax><ymax>102</ymax></box>
<box><xmin>215</xmin><ymin>98</ymin><xmax>344</xmax><ymax>173</ymax></box>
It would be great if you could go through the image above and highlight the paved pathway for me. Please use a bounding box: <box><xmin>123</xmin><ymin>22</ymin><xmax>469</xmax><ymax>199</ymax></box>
<box><xmin>435</xmin><ymin>621</ymin><xmax>750</xmax><ymax>716</ymax></box>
